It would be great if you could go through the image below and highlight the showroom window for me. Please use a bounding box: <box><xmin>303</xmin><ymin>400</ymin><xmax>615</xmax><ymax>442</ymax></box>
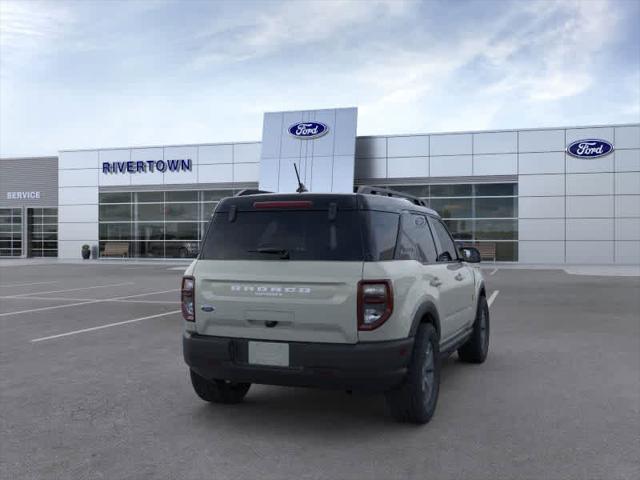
<box><xmin>372</xmin><ymin>183</ymin><xmax>518</xmax><ymax>261</ymax></box>
<box><xmin>98</xmin><ymin>189</ymin><xmax>236</xmax><ymax>258</ymax></box>
<box><xmin>0</xmin><ymin>208</ymin><xmax>23</xmax><ymax>257</ymax></box>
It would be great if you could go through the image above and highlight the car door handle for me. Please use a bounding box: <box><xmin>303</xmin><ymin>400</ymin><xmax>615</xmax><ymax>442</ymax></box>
<box><xmin>430</xmin><ymin>277</ymin><xmax>442</xmax><ymax>287</ymax></box>
<box><xmin>454</xmin><ymin>273</ymin><xmax>464</xmax><ymax>281</ymax></box>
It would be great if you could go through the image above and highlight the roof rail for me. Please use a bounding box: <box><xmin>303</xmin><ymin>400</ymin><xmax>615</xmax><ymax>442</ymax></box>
<box><xmin>234</xmin><ymin>189</ymin><xmax>272</xmax><ymax>196</ymax></box>
<box><xmin>356</xmin><ymin>186</ymin><xmax>428</xmax><ymax>207</ymax></box>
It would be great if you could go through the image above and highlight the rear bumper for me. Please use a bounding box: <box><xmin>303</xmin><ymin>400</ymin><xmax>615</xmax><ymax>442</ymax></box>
<box><xmin>183</xmin><ymin>332</ymin><xmax>414</xmax><ymax>392</ymax></box>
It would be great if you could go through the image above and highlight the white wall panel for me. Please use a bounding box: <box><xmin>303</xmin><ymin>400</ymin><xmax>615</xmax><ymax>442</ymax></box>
<box><xmin>387</xmin><ymin>136</ymin><xmax>429</xmax><ymax>157</ymax></box>
<box><xmin>615</xmin><ymin>218</ymin><xmax>640</xmax><ymax>241</ymax></box>
<box><xmin>615</xmin><ymin>149</ymin><xmax>640</xmax><ymax>172</ymax></box>
<box><xmin>519</xmin><ymin>241</ymin><xmax>565</xmax><ymax>263</ymax></box>
<box><xmin>99</xmin><ymin>149</ymin><xmax>133</xmax><ymax>186</ymax></box>
<box><xmin>332</xmin><ymin>155</ymin><xmax>358</xmax><ymax>193</ymax></box>
<box><xmin>234</xmin><ymin>143</ymin><xmax>261</xmax><ymax>163</ymax></box>
<box><xmin>566</xmin><ymin>241</ymin><xmax>613</xmax><ymax>264</ymax></box>
<box><xmin>334</xmin><ymin>108</ymin><xmax>359</xmax><ymax>157</ymax></box>
<box><xmin>615</xmin><ymin>196</ymin><xmax>640</xmax><ymax>217</ymax></box>
<box><xmin>430</xmin><ymin>134</ymin><xmax>472</xmax><ymax>156</ymax></box>
<box><xmin>59</xmin><ymin>150</ymin><xmax>99</xmax><ymax>170</ymax></box>
<box><xmin>130</xmin><ymin>147</ymin><xmax>164</xmax><ymax>186</ymax></box>
<box><xmin>614</xmin><ymin>126</ymin><xmax>640</xmax><ymax>149</ymax></box>
<box><xmin>199</xmin><ymin>144</ymin><xmax>233</xmax><ymax>164</ymax></box>
<box><xmin>356</xmin><ymin>137</ymin><xmax>386</xmax><ymax>158</ymax></box>
<box><xmin>198</xmin><ymin>164</ymin><xmax>233</xmax><ymax>183</ymax></box>
<box><xmin>615</xmin><ymin>172</ymin><xmax>640</xmax><ymax>195</ymax></box>
<box><xmin>59</xmin><ymin>240</ymin><xmax>97</xmax><ymax>260</ymax></box>
<box><xmin>355</xmin><ymin>157</ymin><xmax>386</xmax><ymax>179</ymax></box>
<box><xmin>162</xmin><ymin>146</ymin><xmax>197</xmax><ymax>185</ymax></box>
<box><xmin>59</xmin><ymin>187</ymin><xmax>98</xmax><ymax>205</ymax></box>
<box><xmin>60</xmin><ymin>169</ymin><xmax>99</xmax><ymax>187</ymax></box>
<box><xmin>615</xmin><ymin>241</ymin><xmax>640</xmax><ymax>264</ymax></box>
<box><xmin>309</xmin><ymin>156</ymin><xmax>332</xmax><ymax>192</ymax></box>
<box><xmin>278</xmin><ymin>112</ymin><xmax>305</xmax><ymax>158</ymax></box>
<box><xmin>519</xmin><ymin>219</ymin><xmax>564</xmax><ymax>240</ymax></box>
<box><xmin>566</xmin><ymin>173</ymin><xmax>613</xmax><ymax>196</ymax></box>
<box><xmin>519</xmin><ymin>197</ymin><xmax>565</xmax><ymax>218</ymax></box>
<box><xmin>566</xmin><ymin>127</ymin><xmax>614</xmax><ymax>144</ymax></box>
<box><xmin>260</xmin><ymin>113</ymin><xmax>283</xmax><ymax>159</ymax></box>
<box><xmin>473</xmin><ymin>131</ymin><xmax>517</xmax><ymax>154</ymax></box>
<box><xmin>387</xmin><ymin>156</ymin><xmax>428</xmax><ymax>178</ymax></box>
<box><xmin>566</xmin><ymin>219</ymin><xmax>613</xmax><ymax>241</ymax></box>
<box><xmin>308</xmin><ymin>110</ymin><xmax>336</xmax><ymax>157</ymax></box>
<box><xmin>58</xmin><ymin>222</ymin><xmax>99</xmax><ymax>241</ymax></box>
<box><xmin>518</xmin><ymin>129</ymin><xmax>565</xmax><ymax>153</ymax></box>
<box><xmin>518</xmin><ymin>174</ymin><xmax>565</xmax><ymax>196</ymax></box>
<box><xmin>518</xmin><ymin>152</ymin><xmax>565</xmax><ymax>174</ymax></box>
<box><xmin>566</xmin><ymin>196</ymin><xmax>614</xmax><ymax>218</ymax></box>
<box><xmin>59</xmin><ymin>204</ymin><xmax>99</xmax><ymax>223</ymax></box>
<box><xmin>234</xmin><ymin>162</ymin><xmax>259</xmax><ymax>182</ymax></box>
<box><xmin>566</xmin><ymin>153</ymin><xmax>614</xmax><ymax>174</ymax></box>
<box><xmin>430</xmin><ymin>155</ymin><xmax>472</xmax><ymax>176</ymax></box>
<box><xmin>473</xmin><ymin>154</ymin><xmax>517</xmax><ymax>175</ymax></box>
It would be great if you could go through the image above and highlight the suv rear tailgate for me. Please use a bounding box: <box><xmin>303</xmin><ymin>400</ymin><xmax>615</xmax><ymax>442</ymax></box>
<box><xmin>194</xmin><ymin>260</ymin><xmax>362</xmax><ymax>343</ymax></box>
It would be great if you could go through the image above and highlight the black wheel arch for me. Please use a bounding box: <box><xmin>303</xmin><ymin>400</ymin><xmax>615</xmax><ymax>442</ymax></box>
<box><xmin>409</xmin><ymin>301</ymin><xmax>441</xmax><ymax>339</ymax></box>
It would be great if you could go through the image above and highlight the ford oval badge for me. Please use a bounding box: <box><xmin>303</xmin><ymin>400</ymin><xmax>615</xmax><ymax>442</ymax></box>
<box><xmin>288</xmin><ymin>122</ymin><xmax>329</xmax><ymax>139</ymax></box>
<box><xmin>567</xmin><ymin>139</ymin><xmax>614</xmax><ymax>159</ymax></box>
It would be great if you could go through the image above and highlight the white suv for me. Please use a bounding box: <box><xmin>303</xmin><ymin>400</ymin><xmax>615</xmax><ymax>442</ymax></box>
<box><xmin>182</xmin><ymin>187</ymin><xmax>489</xmax><ymax>424</ymax></box>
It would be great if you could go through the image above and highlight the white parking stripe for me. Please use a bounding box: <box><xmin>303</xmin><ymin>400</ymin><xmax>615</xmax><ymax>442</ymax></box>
<box><xmin>31</xmin><ymin>310</ymin><xmax>181</xmax><ymax>342</ymax></box>
<box><xmin>489</xmin><ymin>268</ymin><xmax>498</xmax><ymax>275</ymax></box>
<box><xmin>0</xmin><ymin>281</ymin><xmax>57</xmax><ymax>288</ymax></box>
<box><xmin>487</xmin><ymin>290</ymin><xmax>500</xmax><ymax>306</ymax></box>
<box><xmin>0</xmin><ymin>295</ymin><xmax>177</xmax><ymax>304</ymax></box>
<box><xmin>10</xmin><ymin>282</ymin><xmax>135</xmax><ymax>298</ymax></box>
<box><xmin>0</xmin><ymin>289</ymin><xmax>178</xmax><ymax>317</ymax></box>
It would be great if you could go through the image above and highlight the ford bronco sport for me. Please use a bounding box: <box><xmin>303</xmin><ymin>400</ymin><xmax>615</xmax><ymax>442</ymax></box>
<box><xmin>182</xmin><ymin>187</ymin><xmax>489</xmax><ymax>424</ymax></box>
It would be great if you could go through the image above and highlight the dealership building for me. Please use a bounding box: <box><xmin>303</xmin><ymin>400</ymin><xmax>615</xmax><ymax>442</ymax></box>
<box><xmin>1</xmin><ymin>107</ymin><xmax>639</xmax><ymax>264</ymax></box>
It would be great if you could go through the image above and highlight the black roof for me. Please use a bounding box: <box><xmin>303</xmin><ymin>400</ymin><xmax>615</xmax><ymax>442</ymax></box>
<box><xmin>216</xmin><ymin>192</ymin><xmax>440</xmax><ymax>217</ymax></box>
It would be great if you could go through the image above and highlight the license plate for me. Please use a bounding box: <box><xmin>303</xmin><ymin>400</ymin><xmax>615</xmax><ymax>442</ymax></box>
<box><xmin>248</xmin><ymin>341</ymin><xmax>289</xmax><ymax>367</ymax></box>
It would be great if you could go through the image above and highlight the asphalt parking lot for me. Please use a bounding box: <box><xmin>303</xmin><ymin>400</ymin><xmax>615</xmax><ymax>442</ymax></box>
<box><xmin>0</xmin><ymin>262</ymin><xmax>638</xmax><ymax>480</ymax></box>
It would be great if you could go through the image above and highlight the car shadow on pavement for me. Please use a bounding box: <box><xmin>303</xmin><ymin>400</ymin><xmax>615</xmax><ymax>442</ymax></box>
<box><xmin>188</xmin><ymin>356</ymin><xmax>470</xmax><ymax>434</ymax></box>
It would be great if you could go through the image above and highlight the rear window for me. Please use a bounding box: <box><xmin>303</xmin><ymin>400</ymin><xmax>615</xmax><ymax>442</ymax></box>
<box><xmin>201</xmin><ymin>210</ymin><xmax>364</xmax><ymax>261</ymax></box>
<box><xmin>200</xmin><ymin>209</ymin><xmax>402</xmax><ymax>262</ymax></box>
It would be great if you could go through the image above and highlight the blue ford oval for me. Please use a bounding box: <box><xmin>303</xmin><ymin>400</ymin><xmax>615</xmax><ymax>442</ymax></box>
<box><xmin>567</xmin><ymin>139</ymin><xmax>614</xmax><ymax>158</ymax></box>
<box><xmin>288</xmin><ymin>122</ymin><xmax>329</xmax><ymax>139</ymax></box>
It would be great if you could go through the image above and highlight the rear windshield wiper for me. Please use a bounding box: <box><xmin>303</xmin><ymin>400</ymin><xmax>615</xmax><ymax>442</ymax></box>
<box><xmin>247</xmin><ymin>247</ymin><xmax>290</xmax><ymax>259</ymax></box>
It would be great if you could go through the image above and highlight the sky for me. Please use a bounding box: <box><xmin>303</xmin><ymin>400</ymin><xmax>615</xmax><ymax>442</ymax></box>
<box><xmin>0</xmin><ymin>0</ymin><xmax>638</xmax><ymax>157</ymax></box>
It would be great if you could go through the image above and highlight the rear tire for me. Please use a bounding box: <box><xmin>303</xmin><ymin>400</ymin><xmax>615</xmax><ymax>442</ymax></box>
<box><xmin>385</xmin><ymin>323</ymin><xmax>440</xmax><ymax>424</ymax></box>
<box><xmin>189</xmin><ymin>369</ymin><xmax>251</xmax><ymax>404</ymax></box>
<box><xmin>458</xmin><ymin>295</ymin><xmax>490</xmax><ymax>364</ymax></box>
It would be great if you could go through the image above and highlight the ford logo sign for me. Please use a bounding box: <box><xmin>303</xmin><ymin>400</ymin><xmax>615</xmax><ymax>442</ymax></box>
<box><xmin>288</xmin><ymin>122</ymin><xmax>328</xmax><ymax>139</ymax></box>
<box><xmin>567</xmin><ymin>139</ymin><xmax>614</xmax><ymax>159</ymax></box>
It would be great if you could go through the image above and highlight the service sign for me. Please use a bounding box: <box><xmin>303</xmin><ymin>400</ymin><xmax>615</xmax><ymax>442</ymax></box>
<box><xmin>6</xmin><ymin>191</ymin><xmax>40</xmax><ymax>200</ymax></box>
<box><xmin>566</xmin><ymin>139</ymin><xmax>613</xmax><ymax>159</ymax></box>
<box><xmin>288</xmin><ymin>122</ymin><xmax>329</xmax><ymax>139</ymax></box>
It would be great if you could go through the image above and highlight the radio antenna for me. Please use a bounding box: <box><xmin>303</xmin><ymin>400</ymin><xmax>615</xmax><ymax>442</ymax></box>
<box><xmin>293</xmin><ymin>163</ymin><xmax>308</xmax><ymax>193</ymax></box>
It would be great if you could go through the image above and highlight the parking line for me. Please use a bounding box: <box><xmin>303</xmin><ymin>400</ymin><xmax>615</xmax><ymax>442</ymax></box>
<box><xmin>31</xmin><ymin>310</ymin><xmax>181</xmax><ymax>343</ymax></box>
<box><xmin>487</xmin><ymin>290</ymin><xmax>500</xmax><ymax>306</ymax></box>
<box><xmin>0</xmin><ymin>281</ymin><xmax>57</xmax><ymax>288</ymax></box>
<box><xmin>0</xmin><ymin>289</ymin><xmax>178</xmax><ymax>317</ymax></box>
<box><xmin>9</xmin><ymin>282</ymin><xmax>135</xmax><ymax>298</ymax></box>
<box><xmin>0</xmin><ymin>295</ymin><xmax>177</xmax><ymax>304</ymax></box>
<box><xmin>489</xmin><ymin>268</ymin><xmax>498</xmax><ymax>275</ymax></box>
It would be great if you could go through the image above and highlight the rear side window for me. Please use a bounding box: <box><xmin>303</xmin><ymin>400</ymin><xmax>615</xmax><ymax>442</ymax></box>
<box><xmin>429</xmin><ymin>217</ymin><xmax>458</xmax><ymax>262</ymax></box>
<box><xmin>361</xmin><ymin>211</ymin><xmax>399</xmax><ymax>261</ymax></box>
<box><xmin>395</xmin><ymin>213</ymin><xmax>438</xmax><ymax>263</ymax></box>
<box><xmin>201</xmin><ymin>210</ymin><xmax>363</xmax><ymax>261</ymax></box>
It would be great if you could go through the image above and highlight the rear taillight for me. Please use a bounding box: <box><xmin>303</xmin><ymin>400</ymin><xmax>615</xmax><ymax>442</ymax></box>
<box><xmin>357</xmin><ymin>280</ymin><xmax>393</xmax><ymax>331</ymax></box>
<box><xmin>181</xmin><ymin>276</ymin><xmax>195</xmax><ymax>322</ymax></box>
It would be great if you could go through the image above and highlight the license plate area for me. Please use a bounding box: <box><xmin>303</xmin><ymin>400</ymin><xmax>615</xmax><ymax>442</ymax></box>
<box><xmin>248</xmin><ymin>341</ymin><xmax>289</xmax><ymax>367</ymax></box>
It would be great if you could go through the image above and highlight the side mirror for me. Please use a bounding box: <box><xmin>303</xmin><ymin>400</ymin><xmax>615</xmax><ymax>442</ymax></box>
<box><xmin>459</xmin><ymin>246</ymin><xmax>481</xmax><ymax>263</ymax></box>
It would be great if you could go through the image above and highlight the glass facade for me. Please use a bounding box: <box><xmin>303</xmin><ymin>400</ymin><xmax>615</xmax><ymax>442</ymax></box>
<box><xmin>0</xmin><ymin>208</ymin><xmax>23</xmax><ymax>257</ymax></box>
<box><xmin>28</xmin><ymin>208</ymin><xmax>58</xmax><ymax>257</ymax></box>
<box><xmin>98</xmin><ymin>189</ymin><xmax>236</xmax><ymax>258</ymax></box>
<box><xmin>377</xmin><ymin>183</ymin><xmax>518</xmax><ymax>261</ymax></box>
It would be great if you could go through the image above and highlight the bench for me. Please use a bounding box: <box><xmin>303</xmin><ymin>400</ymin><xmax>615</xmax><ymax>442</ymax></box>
<box><xmin>475</xmin><ymin>243</ymin><xmax>496</xmax><ymax>262</ymax></box>
<box><xmin>102</xmin><ymin>242</ymin><xmax>129</xmax><ymax>258</ymax></box>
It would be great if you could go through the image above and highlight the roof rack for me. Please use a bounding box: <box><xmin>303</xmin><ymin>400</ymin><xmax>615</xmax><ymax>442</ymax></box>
<box><xmin>356</xmin><ymin>186</ymin><xmax>428</xmax><ymax>207</ymax></box>
<box><xmin>234</xmin><ymin>189</ymin><xmax>272</xmax><ymax>196</ymax></box>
